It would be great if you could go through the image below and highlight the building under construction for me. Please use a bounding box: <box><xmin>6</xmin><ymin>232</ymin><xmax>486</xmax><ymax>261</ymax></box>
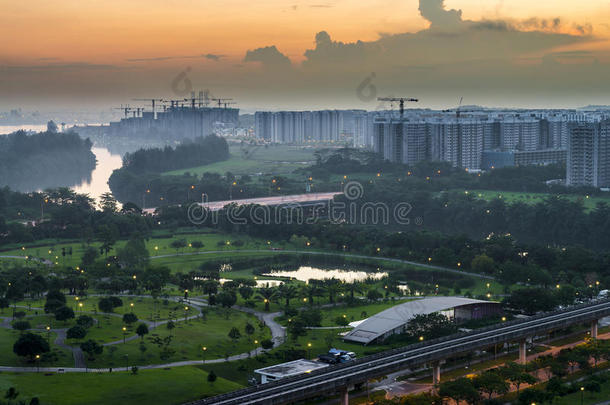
<box><xmin>80</xmin><ymin>92</ymin><xmax>239</xmax><ymax>142</ymax></box>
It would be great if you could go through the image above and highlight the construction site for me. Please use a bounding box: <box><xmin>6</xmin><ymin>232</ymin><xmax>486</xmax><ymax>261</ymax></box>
<box><xmin>77</xmin><ymin>91</ymin><xmax>240</xmax><ymax>142</ymax></box>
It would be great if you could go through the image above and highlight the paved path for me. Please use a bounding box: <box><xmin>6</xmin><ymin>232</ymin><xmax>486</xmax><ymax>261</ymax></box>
<box><xmin>148</xmin><ymin>249</ymin><xmax>494</xmax><ymax>280</ymax></box>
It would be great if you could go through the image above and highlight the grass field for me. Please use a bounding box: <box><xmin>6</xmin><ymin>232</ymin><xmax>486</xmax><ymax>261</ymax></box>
<box><xmin>0</xmin><ymin>367</ymin><xmax>241</xmax><ymax>405</ymax></box>
<box><xmin>0</xmin><ymin>328</ymin><xmax>73</xmax><ymax>367</ymax></box>
<box><xmin>85</xmin><ymin>307</ymin><xmax>269</xmax><ymax>368</ymax></box>
<box><xmin>164</xmin><ymin>144</ymin><xmax>317</xmax><ymax>177</ymax></box>
<box><xmin>464</xmin><ymin>189</ymin><xmax>610</xmax><ymax>212</ymax></box>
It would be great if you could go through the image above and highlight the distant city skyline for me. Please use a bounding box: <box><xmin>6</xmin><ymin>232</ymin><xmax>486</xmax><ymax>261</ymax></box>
<box><xmin>1</xmin><ymin>0</ymin><xmax>609</xmax><ymax>111</ymax></box>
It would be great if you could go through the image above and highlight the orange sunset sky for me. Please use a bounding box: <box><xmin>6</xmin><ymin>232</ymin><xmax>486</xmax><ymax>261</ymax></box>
<box><xmin>1</xmin><ymin>0</ymin><xmax>609</xmax><ymax>111</ymax></box>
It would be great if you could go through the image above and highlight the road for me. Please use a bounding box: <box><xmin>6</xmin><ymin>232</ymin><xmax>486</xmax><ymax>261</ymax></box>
<box><xmin>190</xmin><ymin>299</ymin><xmax>610</xmax><ymax>405</ymax></box>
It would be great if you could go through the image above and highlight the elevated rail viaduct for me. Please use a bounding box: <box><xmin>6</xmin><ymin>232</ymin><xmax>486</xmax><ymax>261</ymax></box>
<box><xmin>189</xmin><ymin>299</ymin><xmax>610</xmax><ymax>405</ymax></box>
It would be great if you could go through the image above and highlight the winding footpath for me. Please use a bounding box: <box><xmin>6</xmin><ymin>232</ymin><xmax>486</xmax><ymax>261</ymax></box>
<box><xmin>0</xmin><ymin>295</ymin><xmax>286</xmax><ymax>373</ymax></box>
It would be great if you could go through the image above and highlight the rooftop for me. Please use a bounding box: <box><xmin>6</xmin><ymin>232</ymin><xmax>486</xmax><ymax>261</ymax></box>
<box><xmin>254</xmin><ymin>359</ymin><xmax>329</xmax><ymax>378</ymax></box>
<box><xmin>343</xmin><ymin>296</ymin><xmax>496</xmax><ymax>345</ymax></box>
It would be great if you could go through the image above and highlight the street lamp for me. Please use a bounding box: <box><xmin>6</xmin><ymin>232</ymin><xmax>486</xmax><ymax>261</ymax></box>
<box><xmin>35</xmin><ymin>354</ymin><xmax>40</xmax><ymax>372</ymax></box>
<box><xmin>122</xmin><ymin>326</ymin><xmax>127</xmax><ymax>343</ymax></box>
<box><xmin>202</xmin><ymin>346</ymin><xmax>207</xmax><ymax>364</ymax></box>
<box><xmin>580</xmin><ymin>386</ymin><xmax>584</xmax><ymax>405</ymax></box>
<box><xmin>46</xmin><ymin>325</ymin><xmax>51</xmax><ymax>344</ymax></box>
<box><xmin>307</xmin><ymin>342</ymin><xmax>312</xmax><ymax>359</ymax></box>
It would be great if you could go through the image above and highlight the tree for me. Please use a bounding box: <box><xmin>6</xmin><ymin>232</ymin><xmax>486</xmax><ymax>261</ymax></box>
<box><xmin>80</xmin><ymin>339</ymin><xmax>103</xmax><ymax>360</ymax></box>
<box><xmin>258</xmin><ymin>286</ymin><xmax>277</xmax><ymax>311</ymax></box>
<box><xmin>190</xmin><ymin>241</ymin><xmax>204</xmax><ymax>251</ymax></box>
<box><xmin>499</xmin><ymin>362</ymin><xmax>537</xmax><ymax>394</ymax></box>
<box><xmin>503</xmin><ymin>288</ymin><xmax>558</xmax><ymax>315</ymax></box>
<box><xmin>13</xmin><ymin>333</ymin><xmax>50</xmax><ymax>360</ymax></box>
<box><xmin>12</xmin><ymin>320</ymin><xmax>30</xmax><ymax>333</ymax></box>
<box><xmin>366</xmin><ymin>289</ymin><xmax>383</xmax><ymax>301</ymax></box>
<box><xmin>54</xmin><ymin>306</ymin><xmax>75</xmax><ymax>322</ymax></box>
<box><xmin>123</xmin><ymin>313</ymin><xmax>138</xmax><ymax>325</ymax></box>
<box><xmin>471</xmin><ymin>254</ymin><xmax>495</xmax><ymax>274</ymax></box>
<box><xmin>0</xmin><ymin>297</ymin><xmax>8</xmax><ymax>313</ymax></box>
<box><xmin>207</xmin><ymin>370</ymin><xmax>217</xmax><ymax>383</ymax></box>
<box><xmin>66</xmin><ymin>325</ymin><xmax>87</xmax><ymax>340</ymax></box>
<box><xmin>170</xmin><ymin>239</ymin><xmax>187</xmax><ymax>253</ymax></box>
<box><xmin>261</xmin><ymin>339</ymin><xmax>274</xmax><ymax>350</ymax></box>
<box><xmin>117</xmin><ymin>236</ymin><xmax>149</xmax><ymax>268</ymax></box>
<box><xmin>439</xmin><ymin>378</ymin><xmax>479</xmax><ymax>405</ymax></box>
<box><xmin>81</xmin><ymin>246</ymin><xmax>99</xmax><ymax>267</ymax></box>
<box><xmin>4</xmin><ymin>387</ymin><xmax>18</xmax><ymax>402</ymax></box>
<box><xmin>76</xmin><ymin>315</ymin><xmax>94</xmax><ymax>329</ymax></box>
<box><xmin>98</xmin><ymin>296</ymin><xmax>123</xmax><ymax>313</ymax></box>
<box><xmin>166</xmin><ymin>320</ymin><xmax>175</xmax><ymax>335</ymax></box>
<box><xmin>517</xmin><ymin>388</ymin><xmax>549</xmax><ymax>405</ymax></box>
<box><xmin>335</xmin><ymin>316</ymin><xmax>350</xmax><ymax>327</ymax></box>
<box><xmin>216</xmin><ymin>291</ymin><xmax>237</xmax><ymax>309</ymax></box>
<box><xmin>244</xmin><ymin>322</ymin><xmax>255</xmax><ymax>336</ymax></box>
<box><xmin>406</xmin><ymin>313</ymin><xmax>457</xmax><ymax>340</ymax></box>
<box><xmin>287</xmin><ymin>317</ymin><xmax>307</xmax><ymax>341</ymax></box>
<box><xmin>238</xmin><ymin>286</ymin><xmax>254</xmax><ymax>301</ymax></box>
<box><xmin>136</xmin><ymin>323</ymin><xmax>149</xmax><ymax>341</ymax></box>
<box><xmin>474</xmin><ymin>371</ymin><xmax>509</xmax><ymax>400</ymax></box>
<box><xmin>277</xmin><ymin>283</ymin><xmax>298</xmax><ymax>307</ymax></box>
<box><xmin>228</xmin><ymin>327</ymin><xmax>241</xmax><ymax>344</ymax></box>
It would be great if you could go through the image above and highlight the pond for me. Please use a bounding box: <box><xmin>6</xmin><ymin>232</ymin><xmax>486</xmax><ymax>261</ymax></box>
<box><xmin>262</xmin><ymin>266</ymin><xmax>388</xmax><ymax>284</ymax></box>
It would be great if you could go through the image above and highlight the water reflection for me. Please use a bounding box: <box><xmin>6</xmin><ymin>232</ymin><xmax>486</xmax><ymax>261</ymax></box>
<box><xmin>72</xmin><ymin>147</ymin><xmax>123</xmax><ymax>202</ymax></box>
<box><xmin>219</xmin><ymin>278</ymin><xmax>283</xmax><ymax>288</ymax></box>
<box><xmin>263</xmin><ymin>266</ymin><xmax>388</xmax><ymax>283</ymax></box>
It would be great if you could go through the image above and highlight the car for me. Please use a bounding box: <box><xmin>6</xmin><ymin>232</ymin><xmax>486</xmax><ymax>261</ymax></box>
<box><xmin>317</xmin><ymin>354</ymin><xmax>337</xmax><ymax>364</ymax></box>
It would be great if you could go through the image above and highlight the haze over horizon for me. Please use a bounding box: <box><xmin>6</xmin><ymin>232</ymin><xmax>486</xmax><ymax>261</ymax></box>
<box><xmin>2</xmin><ymin>0</ymin><xmax>610</xmax><ymax>113</ymax></box>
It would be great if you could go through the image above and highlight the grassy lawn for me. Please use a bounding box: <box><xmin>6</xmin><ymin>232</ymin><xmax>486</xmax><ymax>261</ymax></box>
<box><xmin>0</xmin><ymin>367</ymin><xmax>242</xmax><ymax>405</ymax></box>
<box><xmin>163</xmin><ymin>144</ymin><xmax>316</xmax><ymax>177</ymax></box>
<box><xmin>85</xmin><ymin>307</ymin><xmax>270</xmax><ymax>368</ymax></box>
<box><xmin>0</xmin><ymin>328</ymin><xmax>73</xmax><ymax>367</ymax></box>
<box><xmin>464</xmin><ymin>189</ymin><xmax>610</xmax><ymax>213</ymax></box>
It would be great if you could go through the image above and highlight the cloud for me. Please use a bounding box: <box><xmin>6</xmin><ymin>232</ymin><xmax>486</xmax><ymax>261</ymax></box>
<box><xmin>203</xmin><ymin>53</ymin><xmax>224</xmax><ymax>61</ymax></box>
<box><xmin>243</xmin><ymin>45</ymin><xmax>292</xmax><ymax>70</ymax></box>
<box><xmin>126</xmin><ymin>54</ymin><xmax>225</xmax><ymax>62</ymax></box>
<box><xmin>298</xmin><ymin>0</ymin><xmax>592</xmax><ymax>71</ymax></box>
<box><xmin>1</xmin><ymin>62</ymin><xmax>118</xmax><ymax>72</ymax></box>
<box><xmin>418</xmin><ymin>0</ymin><xmax>462</xmax><ymax>31</ymax></box>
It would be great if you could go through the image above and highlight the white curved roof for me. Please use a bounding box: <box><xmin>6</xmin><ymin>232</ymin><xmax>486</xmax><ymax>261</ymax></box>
<box><xmin>343</xmin><ymin>296</ymin><xmax>494</xmax><ymax>344</ymax></box>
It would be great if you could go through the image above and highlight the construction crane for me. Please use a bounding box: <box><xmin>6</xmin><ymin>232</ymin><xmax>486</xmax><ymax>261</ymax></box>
<box><xmin>211</xmin><ymin>98</ymin><xmax>233</xmax><ymax>108</ymax></box>
<box><xmin>456</xmin><ymin>96</ymin><xmax>463</xmax><ymax>119</ymax></box>
<box><xmin>133</xmin><ymin>98</ymin><xmax>163</xmax><ymax>118</ymax></box>
<box><xmin>377</xmin><ymin>97</ymin><xmax>418</xmax><ymax>117</ymax></box>
<box><xmin>113</xmin><ymin>105</ymin><xmax>132</xmax><ymax>118</ymax></box>
<box><xmin>162</xmin><ymin>98</ymin><xmax>188</xmax><ymax>109</ymax></box>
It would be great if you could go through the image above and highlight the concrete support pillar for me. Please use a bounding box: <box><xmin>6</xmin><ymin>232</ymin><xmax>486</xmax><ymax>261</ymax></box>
<box><xmin>519</xmin><ymin>340</ymin><xmax>527</xmax><ymax>365</ymax></box>
<box><xmin>433</xmin><ymin>362</ymin><xmax>441</xmax><ymax>385</ymax></box>
<box><xmin>340</xmin><ymin>387</ymin><xmax>349</xmax><ymax>405</ymax></box>
<box><xmin>591</xmin><ymin>319</ymin><xmax>598</xmax><ymax>339</ymax></box>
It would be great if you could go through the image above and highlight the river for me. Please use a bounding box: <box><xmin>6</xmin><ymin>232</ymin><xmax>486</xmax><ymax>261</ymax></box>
<box><xmin>0</xmin><ymin>125</ymin><xmax>123</xmax><ymax>202</ymax></box>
